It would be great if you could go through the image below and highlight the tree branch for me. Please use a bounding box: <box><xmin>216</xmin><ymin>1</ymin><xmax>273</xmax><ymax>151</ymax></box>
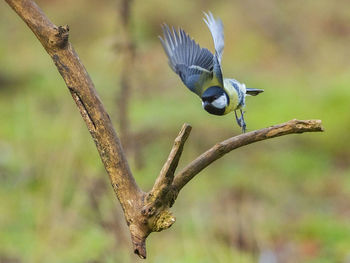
<box><xmin>151</xmin><ymin>124</ymin><xmax>191</xmax><ymax>199</ymax></box>
<box><xmin>172</xmin><ymin>119</ymin><xmax>324</xmax><ymax>192</ymax></box>
<box><xmin>143</xmin><ymin>123</ymin><xmax>192</xmax><ymax>216</ymax></box>
<box><xmin>5</xmin><ymin>0</ymin><xmax>145</xmax><ymax>255</ymax></box>
<box><xmin>5</xmin><ymin>0</ymin><xmax>324</xmax><ymax>260</ymax></box>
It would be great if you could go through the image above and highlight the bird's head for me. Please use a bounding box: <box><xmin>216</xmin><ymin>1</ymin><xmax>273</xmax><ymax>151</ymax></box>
<box><xmin>201</xmin><ymin>86</ymin><xmax>229</xmax><ymax>116</ymax></box>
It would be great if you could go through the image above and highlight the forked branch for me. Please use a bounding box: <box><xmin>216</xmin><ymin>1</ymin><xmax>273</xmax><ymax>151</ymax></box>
<box><xmin>5</xmin><ymin>0</ymin><xmax>324</xmax><ymax>259</ymax></box>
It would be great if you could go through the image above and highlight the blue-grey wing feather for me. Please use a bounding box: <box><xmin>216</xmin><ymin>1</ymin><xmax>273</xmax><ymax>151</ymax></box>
<box><xmin>203</xmin><ymin>12</ymin><xmax>225</xmax><ymax>86</ymax></box>
<box><xmin>159</xmin><ymin>24</ymin><xmax>214</xmax><ymax>95</ymax></box>
<box><xmin>203</xmin><ymin>12</ymin><xmax>224</xmax><ymax>63</ymax></box>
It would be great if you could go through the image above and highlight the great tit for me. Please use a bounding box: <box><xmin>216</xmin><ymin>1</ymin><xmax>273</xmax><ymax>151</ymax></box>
<box><xmin>160</xmin><ymin>12</ymin><xmax>263</xmax><ymax>132</ymax></box>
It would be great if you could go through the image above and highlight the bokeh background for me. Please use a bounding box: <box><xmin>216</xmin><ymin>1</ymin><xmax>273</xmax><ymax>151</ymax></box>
<box><xmin>1</xmin><ymin>0</ymin><xmax>350</xmax><ymax>262</ymax></box>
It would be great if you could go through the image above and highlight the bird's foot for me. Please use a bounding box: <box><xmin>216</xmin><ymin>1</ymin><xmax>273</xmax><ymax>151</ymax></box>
<box><xmin>234</xmin><ymin>109</ymin><xmax>247</xmax><ymax>133</ymax></box>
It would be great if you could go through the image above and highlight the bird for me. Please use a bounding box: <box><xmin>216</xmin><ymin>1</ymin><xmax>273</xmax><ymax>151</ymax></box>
<box><xmin>159</xmin><ymin>12</ymin><xmax>264</xmax><ymax>133</ymax></box>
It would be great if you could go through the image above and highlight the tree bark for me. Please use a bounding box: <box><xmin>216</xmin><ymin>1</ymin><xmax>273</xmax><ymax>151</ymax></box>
<box><xmin>4</xmin><ymin>0</ymin><xmax>324</xmax><ymax>259</ymax></box>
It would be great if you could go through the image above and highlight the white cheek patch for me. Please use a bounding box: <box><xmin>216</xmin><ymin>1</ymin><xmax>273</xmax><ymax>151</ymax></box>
<box><xmin>211</xmin><ymin>94</ymin><xmax>227</xmax><ymax>109</ymax></box>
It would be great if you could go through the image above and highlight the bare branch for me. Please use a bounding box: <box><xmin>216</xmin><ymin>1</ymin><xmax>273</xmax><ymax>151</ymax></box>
<box><xmin>151</xmin><ymin>124</ymin><xmax>192</xmax><ymax>198</ymax></box>
<box><xmin>5</xmin><ymin>0</ymin><xmax>145</xmax><ymax>251</ymax></box>
<box><xmin>143</xmin><ymin>124</ymin><xmax>192</xmax><ymax>216</ymax></box>
<box><xmin>172</xmin><ymin>119</ymin><xmax>324</xmax><ymax>192</ymax></box>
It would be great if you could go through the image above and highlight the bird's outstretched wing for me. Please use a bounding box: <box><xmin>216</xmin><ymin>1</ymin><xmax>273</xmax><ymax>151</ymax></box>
<box><xmin>203</xmin><ymin>12</ymin><xmax>224</xmax><ymax>63</ymax></box>
<box><xmin>203</xmin><ymin>12</ymin><xmax>224</xmax><ymax>85</ymax></box>
<box><xmin>159</xmin><ymin>25</ymin><xmax>214</xmax><ymax>96</ymax></box>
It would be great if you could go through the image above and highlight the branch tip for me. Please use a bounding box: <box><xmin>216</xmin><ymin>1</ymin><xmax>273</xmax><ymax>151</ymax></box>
<box><xmin>181</xmin><ymin>123</ymin><xmax>192</xmax><ymax>133</ymax></box>
<box><xmin>131</xmin><ymin>234</ymin><xmax>147</xmax><ymax>259</ymax></box>
<box><xmin>134</xmin><ymin>245</ymin><xmax>146</xmax><ymax>259</ymax></box>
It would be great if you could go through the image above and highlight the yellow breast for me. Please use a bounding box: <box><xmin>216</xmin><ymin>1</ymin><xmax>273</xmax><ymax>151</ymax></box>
<box><xmin>223</xmin><ymin>79</ymin><xmax>240</xmax><ymax>114</ymax></box>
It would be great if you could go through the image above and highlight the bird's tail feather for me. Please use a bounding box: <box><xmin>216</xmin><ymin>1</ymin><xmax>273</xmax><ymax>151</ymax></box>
<box><xmin>246</xmin><ymin>88</ymin><xmax>264</xmax><ymax>96</ymax></box>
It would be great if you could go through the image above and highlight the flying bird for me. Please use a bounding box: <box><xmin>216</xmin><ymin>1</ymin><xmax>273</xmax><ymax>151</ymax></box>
<box><xmin>159</xmin><ymin>12</ymin><xmax>263</xmax><ymax>132</ymax></box>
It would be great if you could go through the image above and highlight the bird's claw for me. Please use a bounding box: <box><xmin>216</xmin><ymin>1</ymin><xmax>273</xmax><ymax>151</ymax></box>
<box><xmin>235</xmin><ymin>109</ymin><xmax>247</xmax><ymax>133</ymax></box>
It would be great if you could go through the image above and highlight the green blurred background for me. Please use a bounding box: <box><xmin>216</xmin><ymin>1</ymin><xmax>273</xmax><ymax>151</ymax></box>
<box><xmin>1</xmin><ymin>0</ymin><xmax>350</xmax><ymax>262</ymax></box>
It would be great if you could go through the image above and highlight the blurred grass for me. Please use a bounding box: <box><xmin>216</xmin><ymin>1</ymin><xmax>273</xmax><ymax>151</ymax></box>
<box><xmin>1</xmin><ymin>0</ymin><xmax>350</xmax><ymax>262</ymax></box>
